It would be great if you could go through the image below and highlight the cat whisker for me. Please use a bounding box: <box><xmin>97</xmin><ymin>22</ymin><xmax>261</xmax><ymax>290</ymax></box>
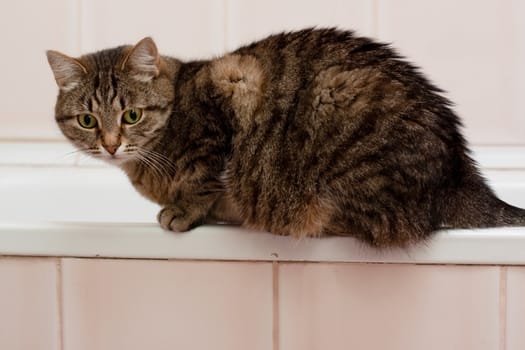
<box><xmin>76</xmin><ymin>153</ymin><xmax>96</xmax><ymax>165</ymax></box>
<box><xmin>135</xmin><ymin>149</ymin><xmax>167</xmax><ymax>177</ymax></box>
<box><xmin>62</xmin><ymin>148</ymin><xmax>86</xmax><ymax>156</ymax></box>
<box><xmin>135</xmin><ymin>152</ymin><xmax>169</xmax><ymax>179</ymax></box>
<box><xmin>60</xmin><ymin>147</ymin><xmax>97</xmax><ymax>160</ymax></box>
<box><xmin>136</xmin><ymin>148</ymin><xmax>177</xmax><ymax>173</ymax></box>
<box><xmin>135</xmin><ymin>148</ymin><xmax>176</xmax><ymax>178</ymax></box>
<box><xmin>135</xmin><ymin>156</ymin><xmax>157</xmax><ymax>177</ymax></box>
<box><xmin>145</xmin><ymin>156</ymin><xmax>173</xmax><ymax>179</ymax></box>
<box><xmin>66</xmin><ymin>147</ymin><xmax>104</xmax><ymax>165</ymax></box>
<box><xmin>144</xmin><ymin>149</ymin><xmax>175</xmax><ymax>165</ymax></box>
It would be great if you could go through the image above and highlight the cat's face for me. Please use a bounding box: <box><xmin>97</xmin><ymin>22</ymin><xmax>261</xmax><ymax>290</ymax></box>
<box><xmin>47</xmin><ymin>38</ymin><xmax>175</xmax><ymax>166</ymax></box>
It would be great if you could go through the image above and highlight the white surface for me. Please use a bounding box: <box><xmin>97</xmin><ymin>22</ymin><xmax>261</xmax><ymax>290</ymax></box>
<box><xmin>1</xmin><ymin>222</ymin><xmax>524</xmax><ymax>265</ymax></box>
<box><xmin>0</xmin><ymin>141</ymin><xmax>78</xmax><ymax>166</ymax></box>
<box><xmin>1</xmin><ymin>144</ymin><xmax>525</xmax><ymax>263</ymax></box>
<box><xmin>0</xmin><ymin>167</ymin><xmax>158</xmax><ymax>223</ymax></box>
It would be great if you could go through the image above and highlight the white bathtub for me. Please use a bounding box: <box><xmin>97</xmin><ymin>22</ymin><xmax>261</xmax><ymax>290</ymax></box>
<box><xmin>1</xmin><ymin>142</ymin><xmax>525</xmax><ymax>265</ymax></box>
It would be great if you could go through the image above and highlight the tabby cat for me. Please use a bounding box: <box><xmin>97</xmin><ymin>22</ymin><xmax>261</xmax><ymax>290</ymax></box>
<box><xmin>46</xmin><ymin>28</ymin><xmax>525</xmax><ymax>247</ymax></box>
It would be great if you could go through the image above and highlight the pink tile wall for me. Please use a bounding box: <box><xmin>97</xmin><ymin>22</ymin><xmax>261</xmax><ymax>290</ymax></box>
<box><xmin>507</xmin><ymin>267</ymin><xmax>525</xmax><ymax>350</ymax></box>
<box><xmin>0</xmin><ymin>0</ymin><xmax>78</xmax><ymax>139</ymax></box>
<box><xmin>377</xmin><ymin>0</ymin><xmax>525</xmax><ymax>145</ymax></box>
<box><xmin>61</xmin><ymin>259</ymin><xmax>273</xmax><ymax>350</ymax></box>
<box><xmin>227</xmin><ymin>0</ymin><xmax>375</xmax><ymax>49</ymax></box>
<box><xmin>279</xmin><ymin>263</ymin><xmax>500</xmax><ymax>350</ymax></box>
<box><xmin>80</xmin><ymin>0</ymin><xmax>225</xmax><ymax>59</ymax></box>
<box><xmin>2</xmin><ymin>0</ymin><xmax>525</xmax><ymax>145</ymax></box>
<box><xmin>0</xmin><ymin>258</ymin><xmax>59</xmax><ymax>350</ymax></box>
<box><xmin>1</xmin><ymin>257</ymin><xmax>523</xmax><ymax>350</ymax></box>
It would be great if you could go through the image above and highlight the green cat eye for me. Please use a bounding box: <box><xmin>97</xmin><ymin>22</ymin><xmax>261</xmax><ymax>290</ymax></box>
<box><xmin>122</xmin><ymin>108</ymin><xmax>143</xmax><ymax>125</ymax></box>
<box><xmin>77</xmin><ymin>114</ymin><xmax>97</xmax><ymax>129</ymax></box>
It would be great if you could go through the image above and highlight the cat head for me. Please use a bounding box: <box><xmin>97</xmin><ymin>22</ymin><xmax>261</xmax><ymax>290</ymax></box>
<box><xmin>47</xmin><ymin>37</ymin><xmax>176</xmax><ymax>165</ymax></box>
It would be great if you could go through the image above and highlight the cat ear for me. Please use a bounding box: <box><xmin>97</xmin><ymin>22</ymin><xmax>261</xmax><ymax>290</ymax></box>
<box><xmin>46</xmin><ymin>50</ymin><xmax>87</xmax><ymax>92</ymax></box>
<box><xmin>121</xmin><ymin>37</ymin><xmax>161</xmax><ymax>82</ymax></box>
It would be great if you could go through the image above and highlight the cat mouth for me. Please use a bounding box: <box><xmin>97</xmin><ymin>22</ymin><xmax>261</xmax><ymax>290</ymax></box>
<box><xmin>97</xmin><ymin>154</ymin><xmax>131</xmax><ymax>165</ymax></box>
<box><xmin>84</xmin><ymin>147</ymin><xmax>135</xmax><ymax>165</ymax></box>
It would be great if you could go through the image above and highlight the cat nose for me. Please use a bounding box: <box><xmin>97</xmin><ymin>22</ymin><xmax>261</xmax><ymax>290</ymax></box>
<box><xmin>103</xmin><ymin>143</ymin><xmax>120</xmax><ymax>155</ymax></box>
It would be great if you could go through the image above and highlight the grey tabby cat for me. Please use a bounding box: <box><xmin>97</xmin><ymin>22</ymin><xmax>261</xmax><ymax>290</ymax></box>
<box><xmin>47</xmin><ymin>28</ymin><xmax>525</xmax><ymax>247</ymax></box>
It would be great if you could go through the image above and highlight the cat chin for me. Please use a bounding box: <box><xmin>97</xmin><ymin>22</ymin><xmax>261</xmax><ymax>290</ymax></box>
<box><xmin>97</xmin><ymin>155</ymin><xmax>133</xmax><ymax>167</ymax></box>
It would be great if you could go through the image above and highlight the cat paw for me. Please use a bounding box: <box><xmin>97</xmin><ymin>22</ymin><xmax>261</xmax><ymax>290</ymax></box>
<box><xmin>157</xmin><ymin>206</ymin><xmax>194</xmax><ymax>232</ymax></box>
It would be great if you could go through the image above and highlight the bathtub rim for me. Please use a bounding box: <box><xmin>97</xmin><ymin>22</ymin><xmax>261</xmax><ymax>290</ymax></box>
<box><xmin>2</xmin><ymin>141</ymin><xmax>525</xmax><ymax>265</ymax></box>
<box><xmin>1</xmin><ymin>221</ymin><xmax>525</xmax><ymax>265</ymax></box>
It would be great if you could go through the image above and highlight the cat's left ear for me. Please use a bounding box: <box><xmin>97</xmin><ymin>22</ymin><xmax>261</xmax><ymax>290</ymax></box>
<box><xmin>46</xmin><ymin>50</ymin><xmax>88</xmax><ymax>92</ymax></box>
<box><xmin>121</xmin><ymin>37</ymin><xmax>161</xmax><ymax>82</ymax></box>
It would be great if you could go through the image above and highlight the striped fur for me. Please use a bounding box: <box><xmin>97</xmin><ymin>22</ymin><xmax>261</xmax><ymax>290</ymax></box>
<box><xmin>48</xmin><ymin>28</ymin><xmax>525</xmax><ymax>247</ymax></box>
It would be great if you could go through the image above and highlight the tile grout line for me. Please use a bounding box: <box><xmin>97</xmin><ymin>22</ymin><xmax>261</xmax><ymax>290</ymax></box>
<box><xmin>55</xmin><ymin>259</ymin><xmax>64</xmax><ymax>350</ymax></box>
<box><xmin>272</xmin><ymin>260</ymin><xmax>279</xmax><ymax>350</ymax></box>
<box><xmin>499</xmin><ymin>266</ymin><xmax>507</xmax><ymax>350</ymax></box>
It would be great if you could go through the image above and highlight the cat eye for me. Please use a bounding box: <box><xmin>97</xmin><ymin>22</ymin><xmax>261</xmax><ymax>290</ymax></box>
<box><xmin>77</xmin><ymin>114</ymin><xmax>97</xmax><ymax>129</ymax></box>
<box><xmin>122</xmin><ymin>108</ymin><xmax>143</xmax><ymax>125</ymax></box>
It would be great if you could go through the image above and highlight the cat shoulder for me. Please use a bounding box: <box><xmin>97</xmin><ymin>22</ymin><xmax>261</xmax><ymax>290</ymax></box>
<box><xmin>207</xmin><ymin>54</ymin><xmax>265</xmax><ymax>123</ymax></box>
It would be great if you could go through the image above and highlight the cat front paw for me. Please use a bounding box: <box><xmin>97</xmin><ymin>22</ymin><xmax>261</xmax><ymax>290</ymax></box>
<box><xmin>157</xmin><ymin>206</ymin><xmax>195</xmax><ymax>232</ymax></box>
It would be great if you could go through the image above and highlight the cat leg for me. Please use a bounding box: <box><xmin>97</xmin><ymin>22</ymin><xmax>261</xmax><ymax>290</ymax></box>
<box><xmin>157</xmin><ymin>191</ymin><xmax>220</xmax><ymax>232</ymax></box>
<box><xmin>158</xmin><ymin>205</ymin><xmax>193</xmax><ymax>232</ymax></box>
<box><xmin>157</xmin><ymin>193</ymin><xmax>219</xmax><ymax>232</ymax></box>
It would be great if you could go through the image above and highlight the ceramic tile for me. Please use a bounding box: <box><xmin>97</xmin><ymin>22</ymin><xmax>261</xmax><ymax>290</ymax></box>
<box><xmin>280</xmin><ymin>263</ymin><xmax>499</xmax><ymax>350</ymax></box>
<box><xmin>62</xmin><ymin>259</ymin><xmax>272</xmax><ymax>350</ymax></box>
<box><xmin>0</xmin><ymin>0</ymin><xmax>79</xmax><ymax>140</ymax></box>
<box><xmin>507</xmin><ymin>267</ymin><xmax>525</xmax><ymax>350</ymax></box>
<box><xmin>0</xmin><ymin>258</ymin><xmax>59</xmax><ymax>350</ymax></box>
<box><xmin>81</xmin><ymin>0</ymin><xmax>225</xmax><ymax>60</ymax></box>
<box><xmin>227</xmin><ymin>0</ymin><xmax>374</xmax><ymax>50</ymax></box>
<box><xmin>377</xmin><ymin>0</ymin><xmax>525</xmax><ymax>145</ymax></box>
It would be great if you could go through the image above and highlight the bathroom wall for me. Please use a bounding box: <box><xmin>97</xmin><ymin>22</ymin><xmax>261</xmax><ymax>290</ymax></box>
<box><xmin>1</xmin><ymin>2</ymin><xmax>524</xmax><ymax>348</ymax></box>
<box><xmin>0</xmin><ymin>0</ymin><xmax>524</xmax><ymax>145</ymax></box>
<box><xmin>1</xmin><ymin>257</ymin><xmax>524</xmax><ymax>350</ymax></box>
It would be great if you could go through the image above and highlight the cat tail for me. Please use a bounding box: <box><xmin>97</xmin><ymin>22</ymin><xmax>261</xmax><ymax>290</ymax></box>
<box><xmin>440</xmin><ymin>156</ymin><xmax>525</xmax><ymax>229</ymax></box>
